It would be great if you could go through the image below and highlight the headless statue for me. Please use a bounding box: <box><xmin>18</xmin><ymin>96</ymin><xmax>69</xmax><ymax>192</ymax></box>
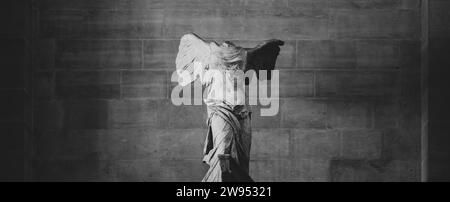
<box><xmin>175</xmin><ymin>33</ymin><xmax>284</xmax><ymax>182</ymax></box>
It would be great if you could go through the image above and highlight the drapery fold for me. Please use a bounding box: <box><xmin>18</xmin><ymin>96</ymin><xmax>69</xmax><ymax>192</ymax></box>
<box><xmin>201</xmin><ymin>104</ymin><xmax>253</xmax><ymax>182</ymax></box>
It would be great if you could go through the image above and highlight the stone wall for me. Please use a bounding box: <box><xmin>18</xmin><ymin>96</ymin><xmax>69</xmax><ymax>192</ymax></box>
<box><xmin>32</xmin><ymin>0</ymin><xmax>422</xmax><ymax>181</ymax></box>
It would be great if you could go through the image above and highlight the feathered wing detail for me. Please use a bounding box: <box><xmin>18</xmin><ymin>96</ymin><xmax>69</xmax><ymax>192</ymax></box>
<box><xmin>245</xmin><ymin>39</ymin><xmax>284</xmax><ymax>81</ymax></box>
<box><xmin>175</xmin><ymin>33</ymin><xmax>212</xmax><ymax>86</ymax></box>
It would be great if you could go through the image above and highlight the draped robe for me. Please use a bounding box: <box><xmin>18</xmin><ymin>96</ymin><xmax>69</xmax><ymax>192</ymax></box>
<box><xmin>175</xmin><ymin>33</ymin><xmax>283</xmax><ymax>182</ymax></box>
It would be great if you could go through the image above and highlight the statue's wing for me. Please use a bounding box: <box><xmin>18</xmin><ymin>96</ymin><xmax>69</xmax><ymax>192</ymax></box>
<box><xmin>175</xmin><ymin>33</ymin><xmax>212</xmax><ymax>86</ymax></box>
<box><xmin>245</xmin><ymin>39</ymin><xmax>284</xmax><ymax>81</ymax></box>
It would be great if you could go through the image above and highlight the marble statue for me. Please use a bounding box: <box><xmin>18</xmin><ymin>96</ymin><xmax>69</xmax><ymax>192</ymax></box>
<box><xmin>175</xmin><ymin>33</ymin><xmax>284</xmax><ymax>182</ymax></box>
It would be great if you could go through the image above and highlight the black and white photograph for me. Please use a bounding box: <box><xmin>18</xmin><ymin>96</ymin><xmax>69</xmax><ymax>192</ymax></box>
<box><xmin>1</xmin><ymin>0</ymin><xmax>450</xmax><ymax>197</ymax></box>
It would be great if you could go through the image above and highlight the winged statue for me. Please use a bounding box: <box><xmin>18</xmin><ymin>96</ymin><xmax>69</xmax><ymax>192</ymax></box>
<box><xmin>175</xmin><ymin>33</ymin><xmax>284</xmax><ymax>182</ymax></box>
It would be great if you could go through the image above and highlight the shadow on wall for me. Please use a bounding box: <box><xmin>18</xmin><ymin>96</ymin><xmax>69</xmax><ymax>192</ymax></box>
<box><xmin>0</xmin><ymin>0</ymin><xmax>33</xmax><ymax>181</ymax></box>
<box><xmin>34</xmin><ymin>67</ymin><xmax>210</xmax><ymax>181</ymax></box>
<box><xmin>32</xmin><ymin>0</ymin><xmax>422</xmax><ymax>181</ymax></box>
